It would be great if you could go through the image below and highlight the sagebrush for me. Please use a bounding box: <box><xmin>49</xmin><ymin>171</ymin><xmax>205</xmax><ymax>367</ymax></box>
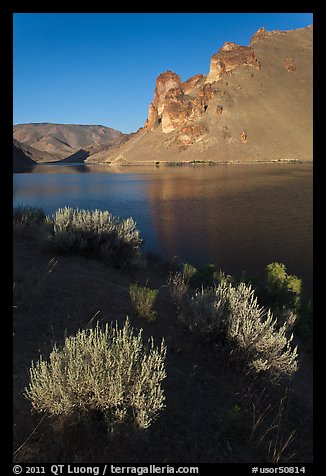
<box><xmin>178</xmin><ymin>282</ymin><xmax>298</xmax><ymax>381</ymax></box>
<box><xmin>25</xmin><ymin>318</ymin><xmax>167</xmax><ymax>430</ymax></box>
<box><xmin>46</xmin><ymin>207</ymin><xmax>142</xmax><ymax>267</ymax></box>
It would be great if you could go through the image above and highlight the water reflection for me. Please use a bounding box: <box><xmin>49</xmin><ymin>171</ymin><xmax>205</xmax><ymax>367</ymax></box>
<box><xmin>14</xmin><ymin>163</ymin><xmax>91</xmax><ymax>174</ymax></box>
<box><xmin>146</xmin><ymin>166</ymin><xmax>312</xmax><ymax>290</ymax></box>
<box><xmin>13</xmin><ymin>163</ymin><xmax>313</xmax><ymax>290</ymax></box>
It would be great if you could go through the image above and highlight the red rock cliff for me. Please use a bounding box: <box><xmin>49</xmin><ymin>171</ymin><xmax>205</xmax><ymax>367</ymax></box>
<box><xmin>205</xmin><ymin>41</ymin><xmax>260</xmax><ymax>83</ymax></box>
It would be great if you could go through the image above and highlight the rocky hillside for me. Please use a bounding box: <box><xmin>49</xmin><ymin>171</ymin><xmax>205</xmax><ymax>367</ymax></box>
<box><xmin>13</xmin><ymin>140</ymin><xmax>38</xmax><ymax>168</ymax></box>
<box><xmin>13</xmin><ymin>123</ymin><xmax>127</xmax><ymax>162</ymax></box>
<box><xmin>13</xmin><ymin>139</ymin><xmax>58</xmax><ymax>166</ymax></box>
<box><xmin>86</xmin><ymin>25</ymin><xmax>312</xmax><ymax>164</ymax></box>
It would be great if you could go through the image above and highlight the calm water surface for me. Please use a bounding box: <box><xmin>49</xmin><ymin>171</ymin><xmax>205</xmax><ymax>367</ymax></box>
<box><xmin>13</xmin><ymin>163</ymin><xmax>313</xmax><ymax>291</ymax></box>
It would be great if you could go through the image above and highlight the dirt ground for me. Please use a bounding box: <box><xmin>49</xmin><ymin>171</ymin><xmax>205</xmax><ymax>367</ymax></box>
<box><xmin>12</xmin><ymin>223</ymin><xmax>313</xmax><ymax>464</ymax></box>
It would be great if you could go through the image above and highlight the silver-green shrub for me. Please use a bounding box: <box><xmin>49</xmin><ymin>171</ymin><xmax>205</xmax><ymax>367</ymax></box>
<box><xmin>25</xmin><ymin>318</ymin><xmax>167</xmax><ymax>430</ymax></box>
<box><xmin>46</xmin><ymin>207</ymin><xmax>142</xmax><ymax>267</ymax></box>
<box><xmin>179</xmin><ymin>282</ymin><xmax>298</xmax><ymax>381</ymax></box>
<box><xmin>178</xmin><ymin>286</ymin><xmax>227</xmax><ymax>335</ymax></box>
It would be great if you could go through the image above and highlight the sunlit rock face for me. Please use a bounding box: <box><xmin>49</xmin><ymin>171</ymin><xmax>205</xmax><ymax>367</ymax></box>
<box><xmin>182</xmin><ymin>74</ymin><xmax>206</xmax><ymax>94</ymax></box>
<box><xmin>146</xmin><ymin>74</ymin><xmax>220</xmax><ymax>134</ymax></box>
<box><xmin>144</xmin><ymin>103</ymin><xmax>160</xmax><ymax>131</ymax></box>
<box><xmin>153</xmin><ymin>70</ymin><xmax>183</xmax><ymax>116</ymax></box>
<box><xmin>160</xmin><ymin>84</ymin><xmax>217</xmax><ymax>133</ymax></box>
<box><xmin>205</xmin><ymin>57</ymin><xmax>226</xmax><ymax>83</ymax></box>
<box><xmin>250</xmin><ymin>26</ymin><xmax>288</xmax><ymax>45</ymax></box>
<box><xmin>97</xmin><ymin>25</ymin><xmax>312</xmax><ymax>164</ymax></box>
<box><xmin>205</xmin><ymin>41</ymin><xmax>261</xmax><ymax>83</ymax></box>
<box><xmin>144</xmin><ymin>40</ymin><xmax>261</xmax><ymax>135</ymax></box>
<box><xmin>143</xmin><ymin>27</ymin><xmax>305</xmax><ymax>143</ymax></box>
<box><xmin>250</xmin><ymin>26</ymin><xmax>272</xmax><ymax>44</ymax></box>
<box><xmin>144</xmin><ymin>70</ymin><xmax>184</xmax><ymax>132</ymax></box>
<box><xmin>161</xmin><ymin>88</ymin><xmax>193</xmax><ymax>133</ymax></box>
<box><xmin>196</xmin><ymin>83</ymin><xmax>218</xmax><ymax>108</ymax></box>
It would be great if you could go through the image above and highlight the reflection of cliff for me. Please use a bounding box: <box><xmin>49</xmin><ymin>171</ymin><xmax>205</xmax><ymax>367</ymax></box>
<box><xmin>145</xmin><ymin>166</ymin><xmax>313</xmax><ymax>292</ymax></box>
<box><xmin>27</xmin><ymin>164</ymin><xmax>91</xmax><ymax>174</ymax></box>
<box><xmin>145</xmin><ymin>170</ymin><xmax>211</xmax><ymax>258</ymax></box>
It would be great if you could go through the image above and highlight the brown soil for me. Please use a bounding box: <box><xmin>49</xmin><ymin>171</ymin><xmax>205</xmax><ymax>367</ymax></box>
<box><xmin>13</xmin><ymin>224</ymin><xmax>313</xmax><ymax>464</ymax></box>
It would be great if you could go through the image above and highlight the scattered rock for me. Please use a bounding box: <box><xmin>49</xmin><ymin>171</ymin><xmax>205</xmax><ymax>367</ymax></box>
<box><xmin>283</xmin><ymin>56</ymin><xmax>296</xmax><ymax>72</ymax></box>
<box><xmin>239</xmin><ymin>131</ymin><xmax>247</xmax><ymax>143</ymax></box>
<box><xmin>221</xmin><ymin>125</ymin><xmax>232</xmax><ymax>141</ymax></box>
<box><xmin>177</xmin><ymin>124</ymin><xmax>206</xmax><ymax>148</ymax></box>
<box><xmin>216</xmin><ymin>105</ymin><xmax>223</xmax><ymax>116</ymax></box>
<box><xmin>197</xmin><ymin>83</ymin><xmax>219</xmax><ymax>107</ymax></box>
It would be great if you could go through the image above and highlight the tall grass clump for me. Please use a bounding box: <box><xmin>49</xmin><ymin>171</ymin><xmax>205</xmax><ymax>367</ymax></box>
<box><xmin>179</xmin><ymin>282</ymin><xmax>298</xmax><ymax>381</ymax></box>
<box><xmin>167</xmin><ymin>271</ymin><xmax>189</xmax><ymax>307</ymax></box>
<box><xmin>13</xmin><ymin>204</ymin><xmax>46</xmax><ymax>225</ymax></box>
<box><xmin>129</xmin><ymin>284</ymin><xmax>158</xmax><ymax>321</ymax></box>
<box><xmin>25</xmin><ymin>318</ymin><xmax>167</xmax><ymax>430</ymax></box>
<box><xmin>46</xmin><ymin>207</ymin><xmax>142</xmax><ymax>268</ymax></box>
<box><xmin>166</xmin><ymin>263</ymin><xmax>197</xmax><ymax>307</ymax></box>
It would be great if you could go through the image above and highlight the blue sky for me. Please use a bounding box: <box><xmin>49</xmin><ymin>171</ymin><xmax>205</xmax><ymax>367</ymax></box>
<box><xmin>13</xmin><ymin>13</ymin><xmax>313</xmax><ymax>133</ymax></box>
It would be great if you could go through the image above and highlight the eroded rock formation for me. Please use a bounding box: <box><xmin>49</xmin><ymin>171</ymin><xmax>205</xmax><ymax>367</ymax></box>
<box><xmin>144</xmin><ymin>103</ymin><xmax>160</xmax><ymax>131</ymax></box>
<box><xmin>144</xmin><ymin>40</ymin><xmax>261</xmax><ymax>138</ymax></box>
<box><xmin>205</xmin><ymin>42</ymin><xmax>261</xmax><ymax>83</ymax></box>
<box><xmin>250</xmin><ymin>27</ymin><xmax>272</xmax><ymax>44</ymax></box>
<box><xmin>161</xmin><ymin>89</ymin><xmax>193</xmax><ymax>133</ymax></box>
<box><xmin>84</xmin><ymin>24</ymin><xmax>312</xmax><ymax>164</ymax></box>
<box><xmin>153</xmin><ymin>70</ymin><xmax>183</xmax><ymax>116</ymax></box>
<box><xmin>145</xmin><ymin>71</ymin><xmax>222</xmax><ymax>134</ymax></box>
<box><xmin>182</xmin><ymin>74</ymin><xmax>206</xmax><ymax>94</ymax></box>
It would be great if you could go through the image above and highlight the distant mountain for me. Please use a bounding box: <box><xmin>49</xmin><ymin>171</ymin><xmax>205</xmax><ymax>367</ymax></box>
<box><xmin>86</xmin><ymin>25</ymin><xmax>312</xmax><ymax>164</ymax></box>
<box><xmin>13</xmin><ymin>123</ymin><xmax>127</xmax><ymax>161</ymax></box>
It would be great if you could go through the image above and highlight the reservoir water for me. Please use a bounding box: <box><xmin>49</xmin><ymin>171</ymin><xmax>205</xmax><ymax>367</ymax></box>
<box><xmin>13</xmin><ymin>163</ymin><xmax>313</xmax><ymax>291</ymax></box>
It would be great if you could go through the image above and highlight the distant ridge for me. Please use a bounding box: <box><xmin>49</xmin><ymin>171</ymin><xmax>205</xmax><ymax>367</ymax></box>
<box><xmin>13</xmin><ymin>123</ymin><xmax>128</xmax><ymax>162</ymax></box>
